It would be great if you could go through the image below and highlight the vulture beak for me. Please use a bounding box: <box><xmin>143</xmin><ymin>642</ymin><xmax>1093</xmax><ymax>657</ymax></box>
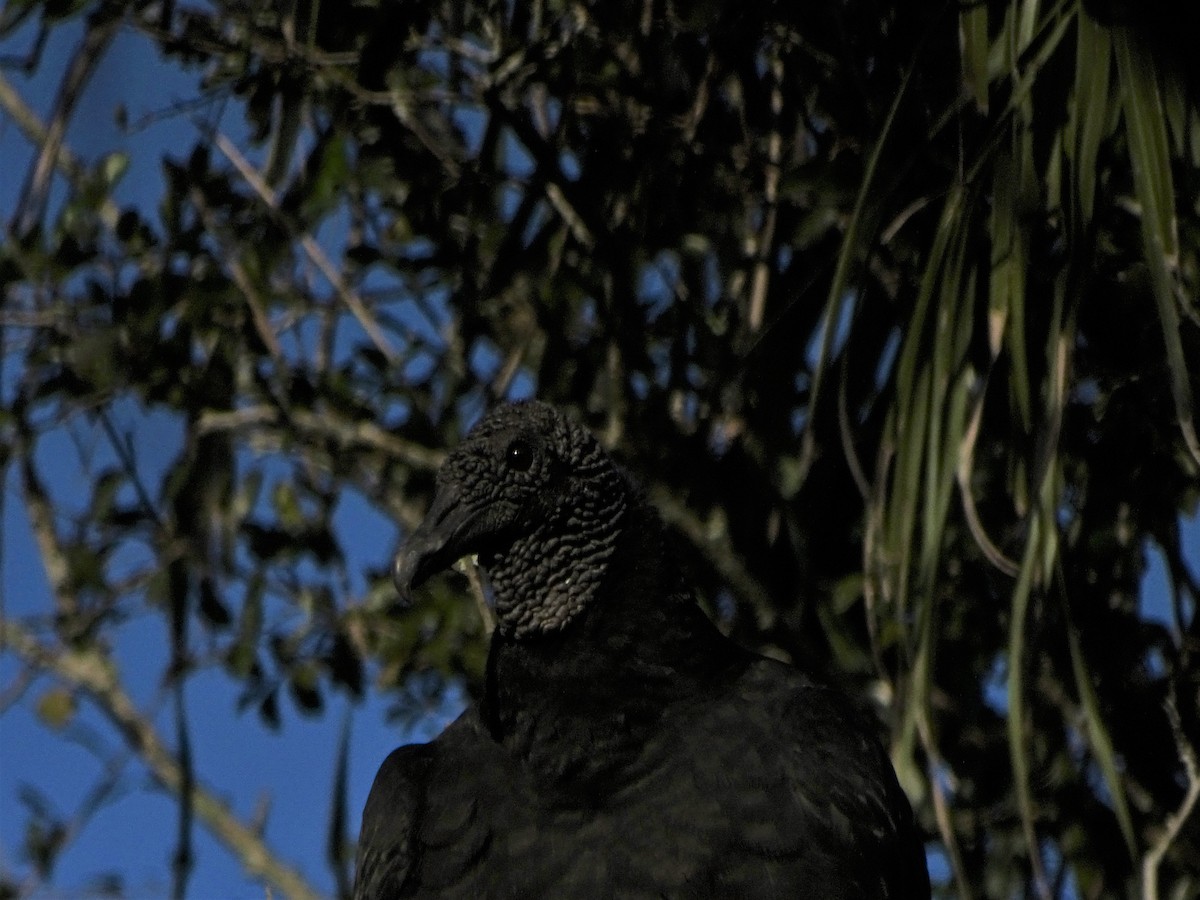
<box><xmin>393</xmin><ymin>486</ymin><xmax>481</xmax><ymax>603</ymax></box>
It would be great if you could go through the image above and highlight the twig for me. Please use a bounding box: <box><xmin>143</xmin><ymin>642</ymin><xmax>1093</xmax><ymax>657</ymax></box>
<box><xmin>58</xmin><ymin>743</ymin><xmax>137</xmax><ymax>879</ymax></box>
<box><xmin>862</xmin><ymin>434</ymin><xmax>897</xmax><ymax>679</ymax></box>
<box><xmin>679</xmin><ymin>50</ymin><xmax>716</xmax><ymax>142</ymax></box>
<box><xmin>194</xmin><ymin>405</ymin><xmax>446</xmax><ymax>472</ymax></box>
<box><xmin>956</xmin><ymin>388</ymin><xmax>1019</xmax><ymax>577</ymax></box>
<box><xmin>544</xmin><ymin>182</ymin><xmax>594</xmax><ymax>248</ymax></box>
<box><xmin>917</xmin><ymin>714</ymin><xmax>973</xmax><ymax>900</ymax></box>
<box><xmin>388</xmin><ymin>91</ymin><xmax>461</xmax><ymax>180</ymax></box>
<box><xmin>210</xmin><ymin>131</ymin><xmax>400</xmax><ymax>364</ymax></box>
<box><xmin>455</xmin><ymin>558</ymin><xmax>496</xmax><ymax>637</ymax></box>
<box><xmin>1141</xmin><ymin>687</ymin><xmax>1200</xmax><ymax>899</ymax></box>
<box><xmin>0</xmin><ymin>72</ymin><xmax>119</xmax><ymax>231</ymax></box>
<box><xmin>746</xmin><ymin>50</ymin><xmax>783</xmax><ymax>333</ymax></box>
<box><xmin>11</xmin><ymin>5</ymin><xmax>123</xmax><ymax>235</ymax></box>
<box><xmin>187</xmin><ymin>187</ymin><xmax>285</xmax><ymax>362</ymax></box>
<box><xmin>0</xmin><ymin>667</ymin><xmax>34</xmax><ymax>714</ymax></box>
<box><xmin>0</xmin><ymin>618</ymin><xmax>322</xmax><ymax>900</ymax></box>
<box><xmin>20</xmin><ymin>455</ymin><xmax>78</xmax><ymax>620</ymax></box>
<box><xmin>648</xmin><ymin>485</ymin><xmax>774</xmax><ymax>628</ymax></box>
<box><xmin>837</xmin><ymin>352</ymin><xmax>872</xmax><ymax>501</ymax></box>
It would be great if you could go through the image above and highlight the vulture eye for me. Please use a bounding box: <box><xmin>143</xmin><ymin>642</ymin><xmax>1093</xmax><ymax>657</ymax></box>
<box><xmin>505</xmin><ymin>440</ymin><xmax>534</xmax><ymax>472</ymax></box>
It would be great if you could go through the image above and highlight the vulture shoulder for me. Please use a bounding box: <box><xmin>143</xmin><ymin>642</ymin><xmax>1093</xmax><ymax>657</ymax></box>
<box><xmin>353</xmin><ymin>401</ymin><xmax>930</xmax><ymax>899</ymax></box>
<box><xmin>352</xmin><ymin>739</ymin><xmax>429</xmax><ymax>899</ymax></box>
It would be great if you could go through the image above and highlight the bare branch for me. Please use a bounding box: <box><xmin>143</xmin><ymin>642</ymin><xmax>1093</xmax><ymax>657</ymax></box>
<box><xmin>544</xmin><ymin>182</ymin><xmax>594</xmax><ymax>248</ymax></box>
<box><xmin>917</xmin><ymin>715</ymin><xmax>973</xmax><ymax>900</ymax></box>
<box><xmin>0</xmin><ymin>72</ymin><xmax>119</xmax><ymax>231</ymax></box>
<box><xmin>0</xmin><ymin>619</ymin><xmax>323</xmax><ymax>900</ymax></box>
<box><xmin>0</xmin><ymin>666</ymin><xmax>35</xmax><ymax>714</ymax></box>
<box><xmin>195</xmin><ymin>405</ymin><xmax>446</xmax><ymax>472</ymax></box>
<box><xmin>455</xmin><ymin>557</ymin><xmax>496</xmax><ymax>637</ymax></box>
<box><xmin>1142</xmin><ymin>688</ymin><xmax>1200</xmax><ymax>899</ymax></box>
<box><xmin>20</xmin><ymin>455</ymin><xmax>77</xmax><ymax>620</ymax></box>
<box><xmin>211</xmin><ymin>131</ymin><xmax>400</xmax><ymax>364</ymax></box>
<box><xmin>648</xmin><ymin>485</ymin><xmax>774</xmax><ymax>629</ymax></box>
<box><xmin>746</xmin><ymin>50</ymin><xmax>783</xmax><ymax>334</ymax></box>
<box><xmin>188</xmin><ymin>186</ymin><xmax>286</xmax><ymax>363</ymax></box>
<box><xmin>11</xmin><ymin>5</ymin><xmax>123</xmax><ymax>235</ymax></box>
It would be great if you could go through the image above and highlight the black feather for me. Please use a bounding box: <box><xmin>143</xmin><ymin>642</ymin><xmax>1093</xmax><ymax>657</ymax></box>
<box><xmin>356</xmin><ymin>401</ymin><xmax>930</xmax><ymax>899</ymax></box>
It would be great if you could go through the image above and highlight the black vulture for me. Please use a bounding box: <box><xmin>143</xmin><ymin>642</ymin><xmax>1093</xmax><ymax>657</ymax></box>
<box><xmin>355</xmin><ymin>401</ymin><xmax>930</xmax><ymax>899</ymax></box>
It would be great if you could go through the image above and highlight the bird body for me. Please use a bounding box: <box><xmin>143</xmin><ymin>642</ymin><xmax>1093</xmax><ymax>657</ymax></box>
<box><xmin>355</xmin><ymin>402</ymin><xmax>929</xmax><ymax>899</ymax></box>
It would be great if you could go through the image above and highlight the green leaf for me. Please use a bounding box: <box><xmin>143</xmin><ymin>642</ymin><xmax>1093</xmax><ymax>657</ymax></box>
<box><xmin>1114</xmin><ymin>27</ymin><xmax>1200</xmax><ymax>469</ymax></box>
<box><xmin>272</xmin><ymin>481</ymin><xmax>304</xmax><ymax>530</ymax></box>
<box><xmin>227</xmin><ymin>576</ymin><xmax>265</xmax><ymax>678</ymax></box>
<box><xmin>288</xmin><ymin>663</ymin><xmax>323</xmax><ymax>715</ymax></box>
<box><xmin>91</xmin><ymin>468</ymin><xmax>125</xmax><ymax>523</ymax></box>
<box><xmin>960</xmin><ymin>3</ymin><xmax>990</xmax><ymax>113</ymax></box>
<box><xmin>1064</xmin><ymin>610</ymin><xmax>1137</xmax><ymax>859</ymax></box>
<box><xmin>305</xmin><ymin>134</ymin><xmax>350</xmax><ymax>221</ymax></box>
<box><xmin>804</xmin><ymin>54</ymin><xmax>918</xmax><ymax>484</ymax></box>
<box><xmin>100</xmin><ymin>151</ymin><xmax>129</xmax><ymax>188</ymax></box>
<box><xmin>1068</xmin><ymin>14</ymin><xmax>1113</xmax><ymax>227</ymax></box>
<box><xmin>36</xmin><ymin>688</ymin><xmax>76</xmax><ymax>731</ymax></box>
<box><xmin>1007</xmin><ymin>511</ymin><xmax>1045</xmax><ymax>892</ymax></box>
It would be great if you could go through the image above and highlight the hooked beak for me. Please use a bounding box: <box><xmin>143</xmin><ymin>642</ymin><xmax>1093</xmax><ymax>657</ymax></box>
<box><xmin>392</xmin><ymin>486</ymin><xmax>486</xmax><ymax>603</ymax></box>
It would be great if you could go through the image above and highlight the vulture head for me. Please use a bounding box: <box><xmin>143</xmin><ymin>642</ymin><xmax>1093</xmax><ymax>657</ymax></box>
<box><xmin>393</xmin><ymin>402</ymin><xmax>629</xmax><ymax>638</ymax></box>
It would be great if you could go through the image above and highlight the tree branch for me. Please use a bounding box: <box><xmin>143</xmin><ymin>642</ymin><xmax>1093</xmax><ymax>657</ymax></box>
<box><xmin>648</xmin><ymin>485</ymin><xmax>774</xmax><ymax>629</ymax></box>
<box><xmin>211</xmin><ymin>131</ymin><xmax>400</xmax><ymax>365</ymax></box>
<box><xmin>10</xmin><ymin>3</ymin><xmax>123</xmax><ymax>235</ymax></box>
<box><xmin>20</xmin><ymin>454</ymin><xmax>78</xmax><ymax>621</ymax></box>
<box><xmin>746</xmin><ymin>49</ymin><xmax>783</xmax><ymax>334</ymax></box>
<box><xmin>195</xmin><ymin>405</ymin><xmax>446</xmax><ymax>473</ymax></box>
<box><xmin>1142</xmin><ymin>687</ymin><xmax>1200</xmax><ymax>899</ymax></box>
<box><xmin>0</xmin><ymin>73</ymin><xmax>118</xmax><ymax>233</ymax></box>
<box><xmin>0</xmin><ymin>619</ymin><xmax>322</xmax><ymax>900</ymax></box>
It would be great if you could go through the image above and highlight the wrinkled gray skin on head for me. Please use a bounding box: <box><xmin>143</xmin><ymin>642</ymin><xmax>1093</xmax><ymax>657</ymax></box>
<box><xmin>393</xmin><ymin>402</ymin><xmax>629</xmax><ymax>639</ymax></box>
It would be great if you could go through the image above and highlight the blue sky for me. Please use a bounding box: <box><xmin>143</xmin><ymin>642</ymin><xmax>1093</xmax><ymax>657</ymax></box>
<box><xmin>0</xmin><ymin>15</ymin><xmax>465</xmax><ymax>898</ymax></box>
<box><xmin>2</xmin><ymin>9</ymin><xmax>1198</xmax><ymax>900</ymax></box>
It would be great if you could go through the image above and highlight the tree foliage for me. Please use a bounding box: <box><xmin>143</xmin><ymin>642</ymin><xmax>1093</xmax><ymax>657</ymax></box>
<box><xmin>2</xmin><ymin>0</ymin><xmax>1198</xmax><ymax>897</ymax></box>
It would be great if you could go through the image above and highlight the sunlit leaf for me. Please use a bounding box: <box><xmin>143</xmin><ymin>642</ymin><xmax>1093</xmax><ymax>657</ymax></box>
<box><xmin>35</xmin><ymin>688</ymin><xmax>76</xmax><ymax>731</ymax></box>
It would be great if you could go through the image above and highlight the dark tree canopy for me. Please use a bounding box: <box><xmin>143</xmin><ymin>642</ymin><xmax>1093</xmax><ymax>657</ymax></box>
<box><xmin>1</xmin><ymin>0</ymin><xmax>1198</xmax><ymax>897</ymax></box>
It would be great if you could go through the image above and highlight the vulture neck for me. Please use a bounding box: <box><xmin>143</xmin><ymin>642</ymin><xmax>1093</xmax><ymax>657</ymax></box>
<box><xmin>480</xmin><ymin>501</ymin><xmax>740</xmax><ymax>792</ymax></box>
